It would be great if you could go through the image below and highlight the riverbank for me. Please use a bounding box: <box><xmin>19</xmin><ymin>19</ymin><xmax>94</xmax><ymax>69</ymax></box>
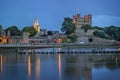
<box><xmin>0</xmin><ymin>43</ymin><xmax>119</xmax><ymax>49</ymax></box>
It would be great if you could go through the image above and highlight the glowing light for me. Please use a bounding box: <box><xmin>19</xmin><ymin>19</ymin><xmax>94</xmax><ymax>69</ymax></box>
<box><xmin>0</xmin><ymin>54</ymin><xmax>3</xmax><ymax>73</ymax></box>
<box><xmin>58</xmin><ymin>53</ymin><xmax>62</xmax><ymax>80</ymax></box>
<box><xmin>35</xmin><ymin>56</ymin><xmax>40</xmax><ymax>80</ymax></box>
<box><xmin>28</xmin><ymin>55</ymin><xmax>31</xmax><ymax>80</ymax></box>
<box><xmin>118</xmin><ymin>48</ymin><xmax>120</xmax><ymax>51</ymax></box>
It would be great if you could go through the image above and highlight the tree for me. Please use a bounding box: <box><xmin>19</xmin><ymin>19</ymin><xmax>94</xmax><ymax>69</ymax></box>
<box><xmin>68</xmin><ymin>34</ymin><xmax>77</xmax><ymax>43</ymax></box>
<box><xmin>5</xmin><ymin>26</ymin><xmax>20</xmax><ymax>36</ymax></box>
<box><xmin>104</xmin><ymin>26</ymin><xmax>118</xmax><ymax>40</ymax></box>
<box><xmin>47</xmin><ymin>31</ymin><xmax>53</xmax><ymax>35</ymax></box>
<box><xmin>61</xmin><ymin>17</ymin><xmax>76</xmax><ymax>35</ymax></box>
<box><xmin>21</xmin><ymin>26</ymin><xmax>37</xmax><ymax>36</ymax></box>
<box><xmin>81</xmin><ymin>24</ymin><xmax>91</xmax><ymax>33</ymax></box>
<box><xmin>93</xmin><ymin>30</ymin><xmax>109</xmax><ymax>39</ymax></box>
<box><xmin>88</xmin><ymin>38</ymin><xmax>93</xmax><ymax>43</ymax></box>
<box><xmin>115</xmin><ymin>28</ymin><xmax>120</xmax><ymax>41</ymax></box>
<box><xmin>92</xmin><ymin>26</ymin><xmax>104</xmax><ymax>30</ymax></box>
<box><xmin>62</xmin><ymin>38</ymin><xmax>67</xmax><ymax>43</ymax></box>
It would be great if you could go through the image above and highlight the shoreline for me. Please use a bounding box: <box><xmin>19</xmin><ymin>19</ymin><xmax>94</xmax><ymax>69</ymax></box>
<box><xmin>0</xmin><ymin>43</ymin><xmax>119</xmax><ymax>49</ymax></box>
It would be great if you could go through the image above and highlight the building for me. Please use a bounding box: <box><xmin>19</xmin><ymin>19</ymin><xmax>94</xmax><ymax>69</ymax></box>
<box><xmin>0</xmin><ymin>26</ymin><xmax>5</xmax><ymax>37</ymax></box>
<box><xmin>73</xmin><ymin>14</ymin><xmax>92</xmax><ymax>29</ymax></box>
<box><xmin>21</xmin><ymin>32</ymin><xmax>29</xmax><ymax>43</ymax></box>
<box><xmin>33</xmin><ymin>18</ymin><xmax>40</xmax><ymax>32</ymax></box>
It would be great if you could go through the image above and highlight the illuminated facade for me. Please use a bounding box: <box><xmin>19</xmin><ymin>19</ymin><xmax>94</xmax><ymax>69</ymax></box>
<box><xmin>73</xmin><ymin>14</ymin><xmax>92</xmax><ymax>29</ymax></box>
<box><xmin>1</xmin><ymin>36</ymin><xmax>9</xmax><ymax>44</ymax></box>
<box><xmin>33</xmin><ymin>18</ymin><xmax>40</xmax><ymax>32</ymax></box>
<box><xmin>55</xmin><ymin>38</ymin><xmax>62</xmax><ymax>43</ymax></box>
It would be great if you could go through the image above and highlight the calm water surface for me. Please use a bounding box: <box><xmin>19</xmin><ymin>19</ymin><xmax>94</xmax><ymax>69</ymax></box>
<box><xmin>0</xmin><ymin>51</ymin><xmax>120</xmax><ymax>80</ymax></box>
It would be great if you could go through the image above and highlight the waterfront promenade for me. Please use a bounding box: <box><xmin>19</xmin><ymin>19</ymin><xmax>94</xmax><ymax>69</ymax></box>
<box><xmin>0</xmin><ymin>43</ymin><xmax>120</xmax><ymax>54</ymax></box>
<box><xmin>0</xmin><ymin>43</ymin><xmax>119</xmax><ymax>49</ymax></box>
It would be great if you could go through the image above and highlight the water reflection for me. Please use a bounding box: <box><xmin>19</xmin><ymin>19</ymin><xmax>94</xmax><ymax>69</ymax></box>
<box><xmin>0</xmin><ymin>54</ymin><xmax>3</xmax><ymax>74</ymax></box>
<box><xmin>93</xmin><ymin>55</ymin><xmax>120</xmax><ymax>70</ymax></box>
<box><xmin>65</xmin><ymin>55</ymin><xmax>92</xmax><ymax>80</ymax></box>
<box><xmin>28</xmin><ymin>55</ymin><xmax>31</xmax><ymax>80</ymax></box>
<box><xmin>0</xmin><ymin>51</ymin><xmax>120</xmax><ymax>80</ymax></box>
<box><xmin>35</xmin><ymin>55</ymin><xmax>40</xmax><ymax>80</ymax></box>
<box><xmin>58</xmin><ymin>53</ymin><xmax>62</xmax><ymax>80</ymax></box>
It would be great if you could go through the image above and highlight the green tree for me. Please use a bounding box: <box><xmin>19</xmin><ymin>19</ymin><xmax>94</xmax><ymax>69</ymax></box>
<box><xmin>47</xmin><ymin>31</ymin><xmax>53</xmax><ymax>35</ymax></box>
<box><xmin>68</xmin><ymin>34</ymin><xmax>77</xmax><ymax>43</ymax></box>
<box><xmin>21</xmin><ymin>26</ymin><xmax>37</xmax><ymax>36</ymax></box>
<box><xmin>5</xmin><ymin>26</ymin><xmax>20</xmax><ymax>36</ymax></box>
<box><xmin>104</xmin><ymin>26</ymin><xmax>120</xmax><ymax>40</ymax></box>
<box><xmin>88</xmin><ymin>38</ymin><xmax>93</xmax><ymax>43</ymax></box>
<box><xmin>92</xmin><ymin>26</ymin><xmax>104</xmax><ymax>30</ymax></box>
<box><xmin>93</xmin><ymin>30</ymin><xmax>109</xmax><ymax>39</ymax></box>
<box><xmin>61</xmin><ymin>17</ymin><xmax>76</xmax><ymax>35</ymax></box>
<box><xmin>81</xmin><ymin>24</ymin><xmax>91</xmax><ymax>33</ymax></box>
<box><xmin>62</xmin><ymin>38</ymin><xmax>67</xmax><ymax>43</ymax></box>
<box><xmin>115</xmin><ymin>28</ymin><xmax>120</xmax><ymax>41</ymax></box>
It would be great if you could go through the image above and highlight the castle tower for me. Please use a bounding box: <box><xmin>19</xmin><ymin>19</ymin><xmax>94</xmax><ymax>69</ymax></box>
<box><xmin>33</xmin><ymin>18</ymin><xmax>40</xmax><ymax>32</ymax></box>
<box><xmin>73</xmin><ymin>14</ymin><xmax>92</xmax><ymax>29</ymax></box>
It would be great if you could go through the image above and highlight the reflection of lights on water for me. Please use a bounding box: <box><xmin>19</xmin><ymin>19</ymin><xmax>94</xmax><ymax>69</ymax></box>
<box><xmin>35</xmin><ymin>56</ymin><xmax>40</xmax><ymax>80</ymax></box>
<box><xmin>28</xmin><ymin>55</ymin><xmax>31</xmax><ymax>80</ymax></box>
<box><xmin>58</xmin><ymin>53</ymin><xmax>62</xmax><ymax>80</ymax></box>
<box><xmin>118</xmin><ymin>48</ymin><xmax>120</xmax><ymax>51</ymax></box>
<box><xmin>0</xmin><ymin>54</ymin><xmax>3</xmax><ymax>73</ymax></box>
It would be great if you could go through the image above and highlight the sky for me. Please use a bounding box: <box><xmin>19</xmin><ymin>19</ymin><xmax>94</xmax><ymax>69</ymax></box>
<box><xmin>0</xmin><ymin>0</ymin><xmax>120</xmax><ymax>31</ymax></box>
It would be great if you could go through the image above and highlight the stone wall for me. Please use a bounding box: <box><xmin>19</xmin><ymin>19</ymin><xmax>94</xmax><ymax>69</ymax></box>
<box><xmin>75</xmin><ymin>29</ymin><xmax>95</xmax><ymax>37</ymax></box>
<box><xmin>75</xmin><ymin>29</ymin><xmax>113</xmax><ymax>45</ymax></box>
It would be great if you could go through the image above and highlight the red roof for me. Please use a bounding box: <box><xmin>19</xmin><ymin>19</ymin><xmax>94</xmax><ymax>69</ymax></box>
<box><xmin>73</xmin><ymin>15</ymin><xmax>78</xmax><ymax>19</ymax></box>
<box><xmin>84</xmin><ymin>15</ymin><xmax>88</xmax><ymax>19</ymax></box>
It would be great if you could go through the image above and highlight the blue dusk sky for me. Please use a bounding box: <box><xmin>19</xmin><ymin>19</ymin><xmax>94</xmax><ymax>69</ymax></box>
<box><xmin>0</xmin><ymin>0</ymin><xmax>120</xmax><ymax>31</ymax></box>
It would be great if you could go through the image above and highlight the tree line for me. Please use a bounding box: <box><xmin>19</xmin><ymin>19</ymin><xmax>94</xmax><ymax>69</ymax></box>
<box><xmin>0</xmin><ymin>25</ymin><xmax>37</xmax><ymax>37</ymax></box>
<box><xmin>93</xmin><ymin>25</ymin><xmax>120</xmax><ymax>41</ymax></box>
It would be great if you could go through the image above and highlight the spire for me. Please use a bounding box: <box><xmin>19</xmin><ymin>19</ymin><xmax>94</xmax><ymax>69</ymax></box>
<box><xmin>33</xmin><ymin>17</ymin><xmax>40</xmax><ymax>32</ymax></box>
<box><xmin>34</xmin><ymin>17</ymin><xmax>39</xmax><ymax>25</ymax></box>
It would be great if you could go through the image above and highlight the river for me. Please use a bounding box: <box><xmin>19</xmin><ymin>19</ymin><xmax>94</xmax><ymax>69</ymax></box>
<box><xmin>0</xmin><ymin>49</ymin><xmax>120</xmax><ymax>80</ymax></box>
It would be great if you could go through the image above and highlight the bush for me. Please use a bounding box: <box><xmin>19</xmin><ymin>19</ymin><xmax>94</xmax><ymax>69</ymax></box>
<box><xmin>68</xmin><ymin>34</ymin><xmax>77</xmax><ymax>43</ymax></box>
<box><xmin>62</xmin><ymin>38</ymin><xmax>67</xmax><ymax>43</ymax></box>
<box><xmin>93</xmin><ymin>30</ymin><xmax>109</xmax><ymax>39</ymax></box>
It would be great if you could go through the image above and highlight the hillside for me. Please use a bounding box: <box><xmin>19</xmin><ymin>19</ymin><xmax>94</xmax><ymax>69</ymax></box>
<box><xmin>75</xmin><ymin>29</ymin><xmax>114</xmax><ymax>45</ymax></box>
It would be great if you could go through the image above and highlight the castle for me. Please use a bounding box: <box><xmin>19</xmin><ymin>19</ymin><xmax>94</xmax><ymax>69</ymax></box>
<box><xmin>73</xmin><ymin>14</ymin><xmax>92</xmax><ymax>29</ymax></box>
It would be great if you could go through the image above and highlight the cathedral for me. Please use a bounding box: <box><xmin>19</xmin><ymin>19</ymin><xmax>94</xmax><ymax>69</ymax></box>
<box><xmin>33</xmin><ymin>17</ymin><xmax>40</xmax><ymax>32</ymax></box>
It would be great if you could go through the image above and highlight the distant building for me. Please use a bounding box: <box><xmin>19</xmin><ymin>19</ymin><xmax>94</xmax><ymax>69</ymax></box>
<box><xmin>1</xmin><ymin>36</ymin><xmax>9</xmax><ymax>44</ymax></box>
<box><xmin>30</xmin><ymin>30</ymin><xmax>67</xmax><ymax>43</ymax></box>
<box><xmin>21</xmin><ymin>32</ymin><xmax>29</xmax><ymax>43</ymax></box>
<box><xmin>40</xmin><ymin>29</ymin><xmax>47</xmax><ymax>36</ymax></box>
<box><xmin>0</xmin><ymin>26</ymin><xmax>5</xmax><ymax>37</ymax></box>
<box><xmin>73</xmin><ymin>14</ymin><xmax>92</xmax><ymax>29</ymax></box>
<box><xmin>33</xmin><ymin>18</ymin><xmax>40</xmax><ymax>32</ymax></box>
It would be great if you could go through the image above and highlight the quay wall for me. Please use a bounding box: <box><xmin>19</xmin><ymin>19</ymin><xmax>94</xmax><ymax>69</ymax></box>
<box><xmin>0</xmin><ymin>43</ymin><xmax>119</xmax><ymax>49</ymax></box>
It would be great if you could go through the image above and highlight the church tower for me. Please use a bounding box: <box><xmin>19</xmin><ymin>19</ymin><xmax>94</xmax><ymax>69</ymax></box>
<box><xmin>33</xmin><ymin>17</ymin><xmax>40</xmax><ymax>32</ymax></box>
